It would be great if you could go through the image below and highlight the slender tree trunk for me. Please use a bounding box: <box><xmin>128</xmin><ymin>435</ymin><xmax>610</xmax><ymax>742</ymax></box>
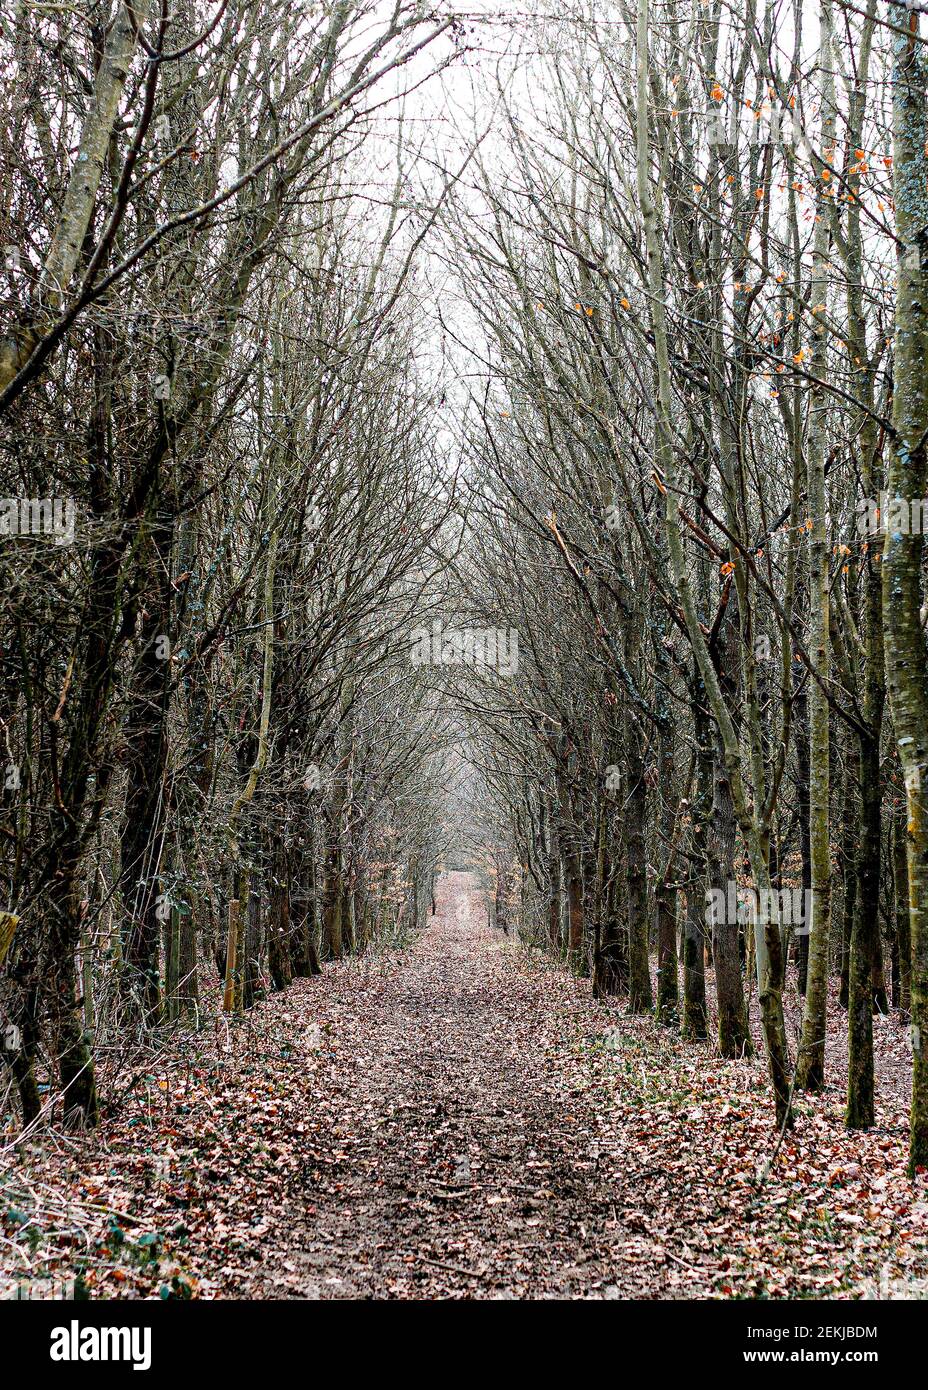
<box><xmin>682</xmin><ymin>886</ymin><xmax>708</xmax><ymax>1041</ymax></box>
<box><xmin>655</xmin><ymin>719</ymin><xmax>679</xmax><ymax>1023</ymax></box>
<box><xmin>797</xmin><ymin>5</ymin><xmax>834</xmax><ymax>1089</ymax></box>
<box><xmin>242</xmin><ymin>871</ymin><xmax>264</xmax><ymax>1009</ymax></box>
<box><xmin>683</xmin><ymin>663</ymin><xmax>711</xmax><ymax>1040</ymax></box>
<box><xmin>847</xmin><ymin>739</ymin><xmax>877</xmax><ymax>1127</ymax></box>
<box><xmin>322</xmin><ymin>808</ymin><xmax>343</xmax><ymax>960</ymax></box>
<box><xmin>267</xmin><ymin>838</ymin><xmax>294</xmax><ymax>991</ymax></box>
<box><xmin>594</xmin><ymin>865</ymin><xmax>628</xmax><ymax>997</ymax></box>
<box><xmin>45</xmin><ymin>856</ymin><xmax>99</xmax><ymax>1127</ymax></box>
<box><xmin>291</xmin><ymin>815</ymin><xmax>321</xmax><ymax>977</ymax></box>
<box><xmin>547</xmin><ymin>799</ymin><xmax>562</xmax><ymax>956</ymax></box>
<box><xmin>709</xmin><ymin>609</ymin><xmax>750</xmax><ymax>1056</ymax></box>
<box><xmin>119</xmin><ymin>525</ymin><xmax>173</xmax><ymax>1026</ymax></box>
<box><xmin>793</xmin><ymin>680</ymin><xmax>813</xmax><ymax>994</ymax></box>
<box><xmin>625</xmin><ymin>719</ymin><xmax>652</xmax><ymax>1012</ymax></box>
<box><xmin>839</xmin><ymin>742</ymin><xmax>860</xmax><ymax>1007</ymax></box>
<box><xmin>892</xmin><ymin>788</ymin><xmax>912</xmax><ymax>1016</ymax></box>
<box><xmin>564</xmin><ymin>849</ymin><xmax>583</xmax><ymax>965</ymax></box>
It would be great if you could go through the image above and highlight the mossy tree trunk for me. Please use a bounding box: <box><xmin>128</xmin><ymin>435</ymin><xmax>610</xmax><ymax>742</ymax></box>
<box><xmin>797</xmin><ymin>5</ymin><xmax>834</xmax><ymax>1090</ymax></box>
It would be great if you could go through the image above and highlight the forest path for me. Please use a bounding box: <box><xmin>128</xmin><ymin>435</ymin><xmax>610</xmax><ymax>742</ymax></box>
<box><xmin>247</xmin><ymin>869</ymin><xmax>650</xmax><ymax>1299</ymax></box>
<box><xmin>9</xmin><ymin>872</ymin><xmax>923</xmax><ymax>1300</ymax></box>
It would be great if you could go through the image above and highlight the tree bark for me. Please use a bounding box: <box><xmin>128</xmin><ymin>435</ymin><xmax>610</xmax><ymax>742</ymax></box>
<box><xmin>882</xmin><ymin>3</ymin><xmax>928</xmax><ymax>1171</ymax></box>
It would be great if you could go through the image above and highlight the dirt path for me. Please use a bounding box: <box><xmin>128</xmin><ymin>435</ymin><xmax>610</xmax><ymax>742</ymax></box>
<box><xmin>248</xmin><ymin>870</ymin><xmax>643</xmax><ymax>1299</ymax></box>
<box><xmin>7</xmin><ymin>869</ymin><xmax>927</xmax><ymax>1300</ymax></box>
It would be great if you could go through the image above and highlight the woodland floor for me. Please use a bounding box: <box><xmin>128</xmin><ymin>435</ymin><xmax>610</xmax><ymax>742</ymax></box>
<box><xmin>2</xmin><ymin>871</ymin><xmax>928</xmax><ymax>1300</ymax></box>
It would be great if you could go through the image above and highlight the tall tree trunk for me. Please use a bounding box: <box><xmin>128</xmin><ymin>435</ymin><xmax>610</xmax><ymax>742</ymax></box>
<box><xmin>322</xmin><ymin>805</ymin><xmax>343</xmax><ymax>960</ymax></box>
<box><xmin>291</xmin><ymin>814</ymin><xmax>321</xmax><ymax>977</ymax></box>
<box><xmin>45</xmin><ymin>854</ymin><xmax>99</xmax><ymax>1127</ymax></box>
<box><xmin>655</xmin><ymin>718</ymin><xmax>679</xmax><ymax>1023</ymax></box>
<box><xmin>594</xmin><ymin>862</ymin><xmax>628</xmax><ymax>998</ymax></box>
<box><xmin>625</xmin><ymin>717</ymin><xmax>652</xmax><ymax>1012</ymax></box>
<box><xmin>683</xmin><ymin>662</ymin><xmax>711</xmax><ymax>1040</ymax></box>
<box><xmin>839</xmin><ymin>742</ymin><xmax>860</xmax><ymax>1008</ymax></box>
<box><xmin>852</xmin><ymin>721</ymin><xmax>887</xmax><ymax>1060</ymax></box>
<box><xmin>883</xmin><ymin>2</ymin><xmax>928</xmax><ymax>1172</ymax></box>
<box><xmin>793</xmin><ymin>679</ymin><xmax>813</xmax><ymax>994</ymax></box>
<box><xmin>547</xmin><ymin>798</ymin><xmax>562</xmax><ymax>956</ymax></box>
<box><xmin>847</xmin><ymin>728</ymin><xmax>881</xmax><ymax>1129</ymax></box>
<box><xmin>894</xmin><ymin>789</ymin><xmax>912</xmax><ymax>1016</ymax></box>
<box><xmin>267</xmin><ymin>838</ymin><xmax>294</xmax><ymax>991</ymax></box>
<box><xmin>564</xmin><ymin>849</ymin><xmax>583</xmax><ymax>966</ymax></box>
<box><xmin>797</xmin><ymin>3</ymin><xmax>834</xmax><ymax>1089</ymax></box>
<box><xmin>119</xmin><ymin>524</ymin><xmax>173</xmax><ymax>1025</ymax></box>
<box><xmin>709</xmin><ymin>614</ymin><xmax>750</xmax><ymax>1056</ymax></box>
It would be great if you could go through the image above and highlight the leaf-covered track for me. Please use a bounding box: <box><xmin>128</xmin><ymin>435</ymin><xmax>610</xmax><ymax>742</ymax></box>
<box><xmin>245</xmin><ymin>871</ymin><xmax>644</xmax><ymax>1299</ymax></box>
